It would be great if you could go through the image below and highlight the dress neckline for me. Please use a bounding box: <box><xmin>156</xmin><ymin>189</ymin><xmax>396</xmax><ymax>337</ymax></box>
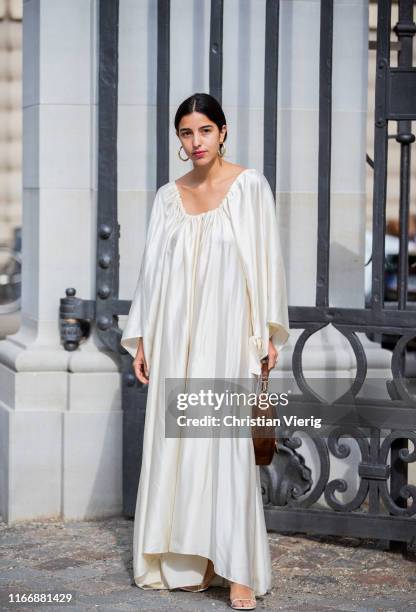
<box><xmin>172</xmin><ymin>168</ymin><xmax>253</xmax><ymax>217</ymax></box>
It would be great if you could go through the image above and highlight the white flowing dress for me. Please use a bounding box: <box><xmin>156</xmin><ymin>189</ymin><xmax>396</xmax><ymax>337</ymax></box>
<box><xmin>120</xmin><ymin>167</ymin><xmax>290</xmax><ymax>597</ymax></box>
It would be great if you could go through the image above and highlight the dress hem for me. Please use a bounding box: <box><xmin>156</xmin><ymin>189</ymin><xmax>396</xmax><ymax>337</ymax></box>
<box><xmin>134</xmin><ymin>548</ymin><xmax>271</xmax><ymax>597</ymax></box>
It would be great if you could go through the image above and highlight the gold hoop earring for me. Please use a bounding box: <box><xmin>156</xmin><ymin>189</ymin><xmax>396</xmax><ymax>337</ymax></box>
<box><xmin>218</xmin><ymin>143</ymin><xmax>226</xmax><ymax>158</ymax></box>
<box><xmin>178</xmin><ymin>145</ymin><xmax>189</xmax><ymax>162</ymax></box>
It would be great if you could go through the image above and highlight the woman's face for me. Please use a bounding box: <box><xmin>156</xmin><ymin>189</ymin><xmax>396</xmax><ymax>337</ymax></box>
<box><xmin>176</xmin><ymin>111</ymin><xmax>226</xmax><ymax>165</ymax></box>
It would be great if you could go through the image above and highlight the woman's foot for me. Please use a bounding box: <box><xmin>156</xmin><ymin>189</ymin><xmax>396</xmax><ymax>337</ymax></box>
<box><xmin>229</xmin><ymin>581</ymin><xmax>256</xmax><ymax>610</ymax></box>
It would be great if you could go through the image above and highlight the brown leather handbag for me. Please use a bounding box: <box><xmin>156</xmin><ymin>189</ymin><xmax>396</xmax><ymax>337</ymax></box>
<box><xmin>252</xmin><ymin>356</ymin><xmax>278</xmax><ymax>465</ymax></box>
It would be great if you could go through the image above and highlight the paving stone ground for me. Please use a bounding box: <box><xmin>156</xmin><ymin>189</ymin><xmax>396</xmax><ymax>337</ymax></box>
<box><xmin>0</xmin><ymin>515</ymin><xmax>415</xmax><ymax>612</ymax></box>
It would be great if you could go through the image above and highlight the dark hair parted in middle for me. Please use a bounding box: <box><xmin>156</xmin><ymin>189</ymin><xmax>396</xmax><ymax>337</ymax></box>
<box><xmin>174</xmin><ymin>93</ymin><xmax>228</xmax><ymax>143</ymax></box>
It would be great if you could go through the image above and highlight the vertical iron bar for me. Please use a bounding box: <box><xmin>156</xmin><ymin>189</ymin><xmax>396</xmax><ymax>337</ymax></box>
<box><xmin>394</xmin><ymin>0</ymin><xmax>415</xmax><ymax>310</ymax></box>
<box><xmin>390</xmin><ymin>0</ymin><xmax>415</xmax><ymax>547</ymax></box>
<box><xmin>263</xmin><ymin>0</ymin><xmax>280</xmax><ymax>193</ymax></box>
<box><xmin>97</xmin><ymin>0</ymin><xmax>142</xmax><ymax>515</ymax></box>
<box><xmin>209</xmin><ymin>0</ymin><xmax>224</xmax><ymax>104</ymax></box>
<box><xmin>96</xmin><ymin>0</ymin><xmax>119</xmax><ymax>328</ymax></box>
<box><xmin>397</xmin><ymin>143</ymin><xmax>411</xmax><ymax>309</ymax></box>
<box><xmin>157</xmin><ymin>0</ymin><xmax>170</xmax><ymax>188</ymax></box>
<box><xmin>316</xmin><ymin>0</ymin><xmax>333</xmax><ymax>308</ymax></box>
<box><xmin>371</xmin><ymin>0</ymin><xmax>391</xmax><ymax>311</ymax></box>
<box><xmin>368</xmin><ymin>429</ymin><xmax>380</xmax><ymax>514</ymax></box>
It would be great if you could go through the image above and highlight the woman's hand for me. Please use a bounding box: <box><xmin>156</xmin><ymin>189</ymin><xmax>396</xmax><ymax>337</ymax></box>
<box><xmin>133</xmin><ymin>339</ymin><xmax>149</xmax><ymax>385</ymax></box>
<box><xmin>267</xmin><ymin>337</ymin><xmax>278</xmax><ymax>370</ymax></box>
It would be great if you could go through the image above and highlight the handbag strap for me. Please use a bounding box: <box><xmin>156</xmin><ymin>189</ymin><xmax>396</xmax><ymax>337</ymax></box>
<box><xmin>257</xmin><ymin>356</ymin><xmax>269</xmax><ymax>394</ymax></box>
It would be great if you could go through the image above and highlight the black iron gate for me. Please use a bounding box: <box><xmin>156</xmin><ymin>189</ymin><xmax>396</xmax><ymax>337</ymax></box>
<box><xmin>60</xmin><ymin>0</ymin><xmax>416</xmax><ymax>550</ymax></box>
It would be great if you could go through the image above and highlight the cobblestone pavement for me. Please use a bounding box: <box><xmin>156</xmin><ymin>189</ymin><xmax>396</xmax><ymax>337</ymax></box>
<box><xmin>0</xmin><ymin>516</ymin><xmax>415</xmax><ymax>612</ymax></box>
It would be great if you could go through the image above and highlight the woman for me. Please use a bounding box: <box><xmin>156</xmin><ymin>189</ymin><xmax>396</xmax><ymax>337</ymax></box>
<box><xmin>120</xmin><ymin>93</ymin><xmax>290</xmax><ymax>610</ymax></box>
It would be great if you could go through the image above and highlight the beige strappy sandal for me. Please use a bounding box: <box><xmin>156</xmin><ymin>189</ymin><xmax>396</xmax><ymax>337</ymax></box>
<box><xmin>229</xmin><ymin>587</ymin><xmax>256</xmax><ymax>610</ymax></box>
<box><xmin>229</xmin><ymin>597</ymin><xmax>256</xmax><ymax>610</ymax></box>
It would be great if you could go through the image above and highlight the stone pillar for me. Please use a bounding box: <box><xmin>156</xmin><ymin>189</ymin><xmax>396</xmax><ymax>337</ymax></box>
<box><xmin>0</xmin><ymin>0</ymin><xmax>122</xmax><ymax>523</ymax></box>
